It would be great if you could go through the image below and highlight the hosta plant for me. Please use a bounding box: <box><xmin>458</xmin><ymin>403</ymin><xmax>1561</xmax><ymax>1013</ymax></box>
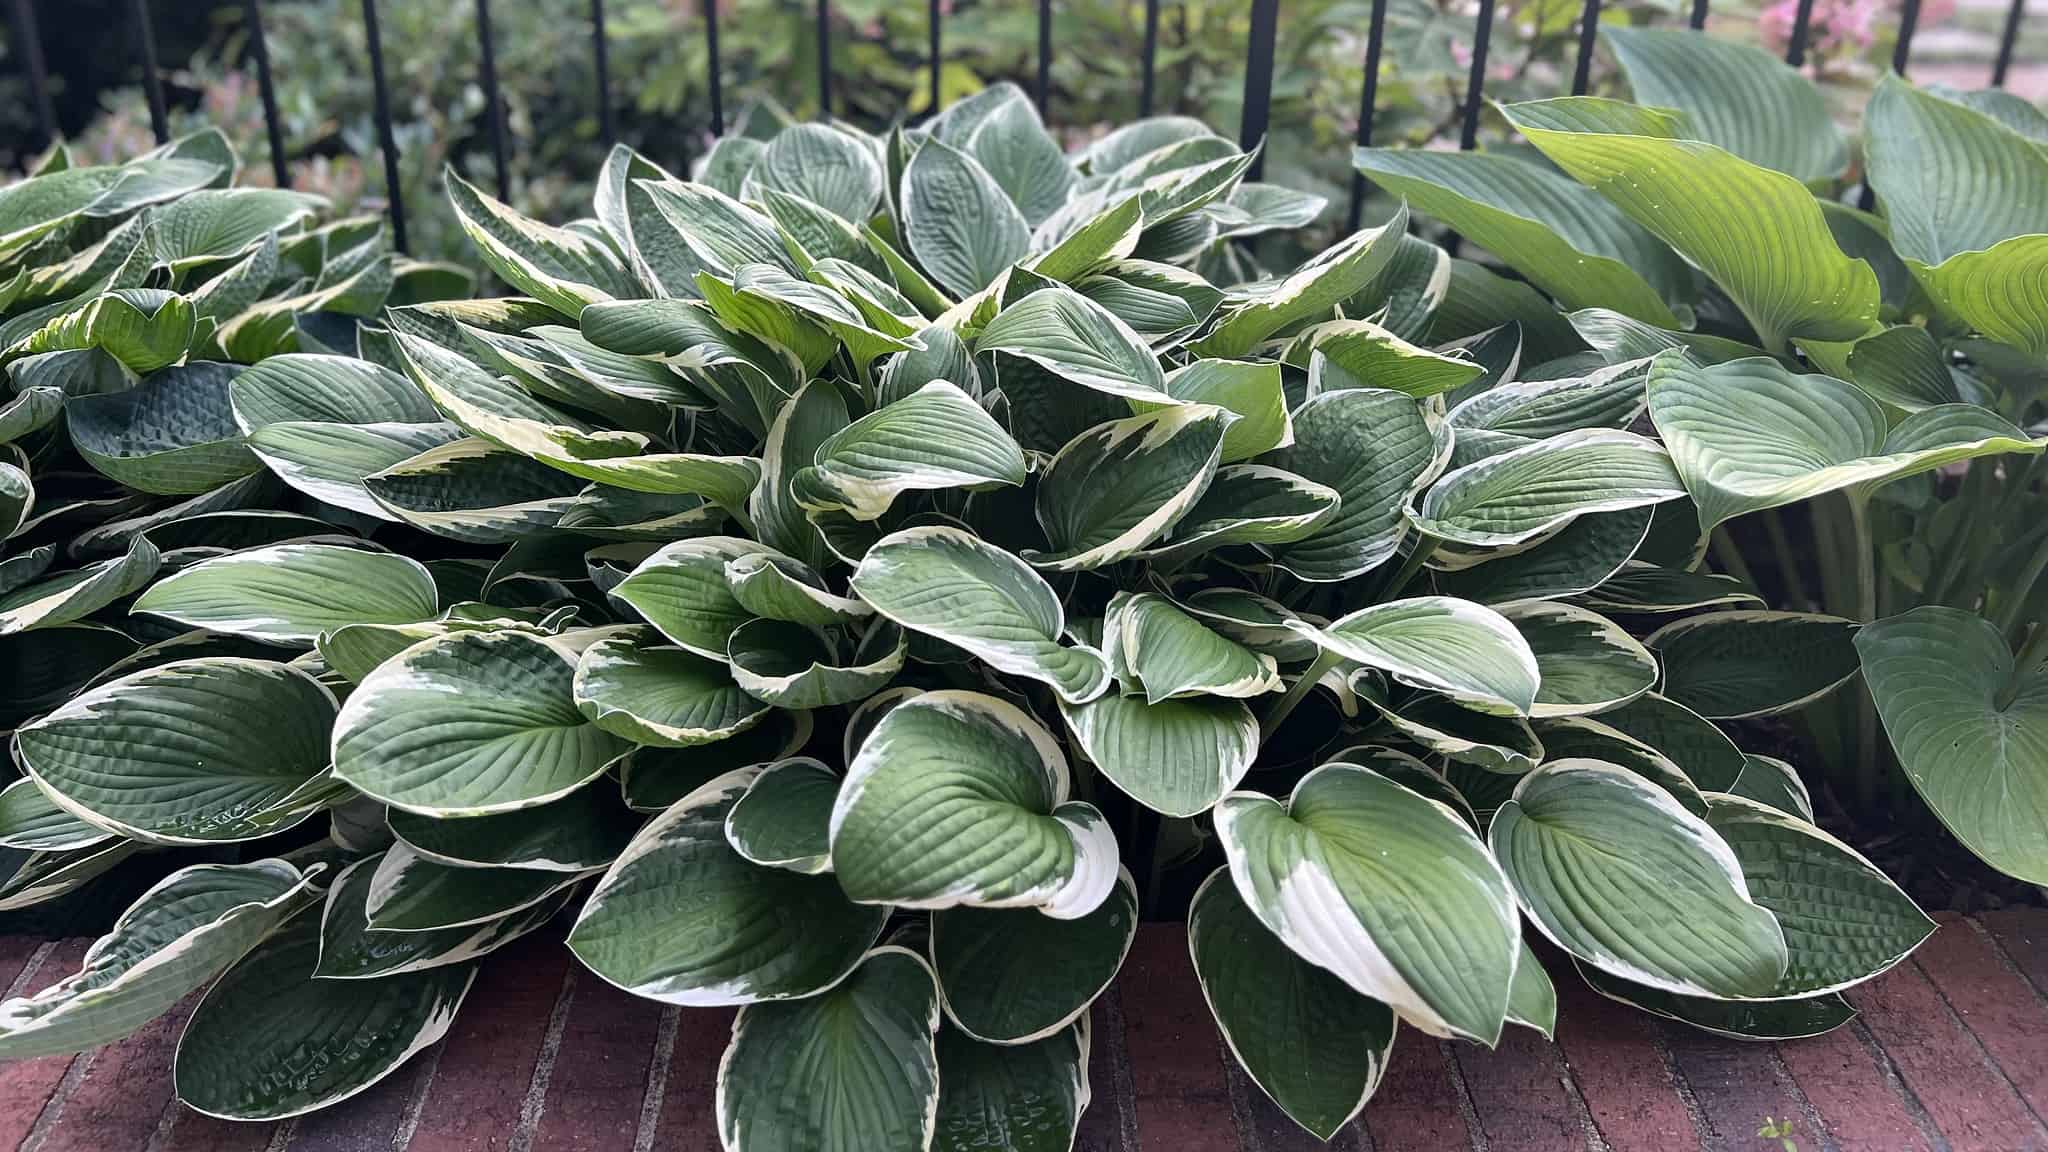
<box><xmin>0</xmin><ymin>82</ymin><xmax>1935</xmax><ymax>1145</ymax></box>
<box><xmin>1360</xmin><ymin>30</ymin><xmax>2048</xmax><ymax>892</ymax></box>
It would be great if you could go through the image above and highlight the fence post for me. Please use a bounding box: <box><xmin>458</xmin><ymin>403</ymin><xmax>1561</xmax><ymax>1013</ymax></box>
<box><xmin>1785</xmin><ymin>0</ymin><xmax>1817</xmax><ymax>66</ymax></box>
<box><xmin>1037</xmin><ymin>0</ymin><xmax>1053</xmax><ymax>117</ymax></box>
<box><xmin>132</xmin><ymin>0</ymin><xmax>169</xmax><ymax>144</ymax></box>
<box><xmin>1459</xmin><ymin>0</ymin><xmax>1496</xmax><ymax>152</ymax></box>
<box><xmin>1139</xmin><ymin>0</ymin><xmax>1160</xmax><ymax>117</ymax></box>
<box><xmin>1241</xmin><ymin>0</ymin><xmax>1278</xmax><ymax>181</ymax></box>
<box><xmin>476</xmin><ymin>0</ymin><xmax>509</xmax><ymax>200</ymax></box>
<box><xmin>816</xmin><ymin>0</ymin><xmax>832</xmax><ymax>118</ymax></box>
<box><xmin>1572</xmin><ymin>0</ymin><xmax>1602</xmax><ymax>95</ymax></box>
<box><xmin>10</xmin><ymin>0</ymin><xmax>55</xmax><ymax>155</ymax></box>
<box><xmin>1994</xmin><ymin>0</ymin><xmax>2026</xmax><ymax>85</ymax></box>
<box><xmin>592</xmin><ymin>0</ymin><xmax>614</xmax><ymax>145</ymax></box>
<box><xmin>361</xmin><ymin>0</ymin><xmax>408</xmax><ymax>254</ymax></box>
<box><xmin>702</xmin><ymin>0</ymin><xmax>723</xmax><ymax>136</ymax></box>
<box><xmin>1690</xmin><ymin>0</ymin><xmax>1709</xmax><ymax>29</ymax></box>
<box><xmin>927</xmin><ymin>0</ymin><xmax>941</xmax><ymax>116</ymax></box>
<box><xmin>1346</xmin><ymin>0</ymin><xmax>1390</xmax><ymax>233</ymax></box>
<box><xmin>243</xmin><ymin>0</ymin><xmax>290</xmax><ymax>188</ymax></box>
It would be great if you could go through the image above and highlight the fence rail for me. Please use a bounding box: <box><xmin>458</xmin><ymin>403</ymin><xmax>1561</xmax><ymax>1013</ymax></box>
<box><xmin>4</xmin><ymin>0</ymin><xmax>2038</xmax><ymax>255</ymax></box>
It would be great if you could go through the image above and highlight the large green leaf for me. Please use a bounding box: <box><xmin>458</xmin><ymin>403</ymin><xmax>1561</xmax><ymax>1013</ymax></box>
<box><xmin>1291</xmin><ymin>596</ymin><xmax>1540</xmax><ymax>716</ymax></box>
<box><xmin>1187</xmin><ymin>869</ymin><xmax>1395</xmax><ymax>1140</ymax></box>
<box><xmin>16</xmin><ymin>657</ymin><xmax>336</xmax><ymax>844</ymax></box>
<box><xmin>794</xmin><ymin>380</ymin><xmax>1026</xmax><ymax>520</ymax></box>
<box><xmin>1352</xmin><ymin>148</ymin><xmax>1685</xmax><ymax>324</ymax></box>
<box><xmin>724</xmin><ymin>756</ymin><xmax>839</xmax><ymax>874</ymax></box>
<box><xmin>1499</xmin><ymin>98</ymin><xmax>1880</xmax><ymax>351</ymax></box>
<box><xmin>362</xmin><ymin>436</ymin><xmax>583</xmax><ymax>542</ymax></box>
<box><xmin>1029</xmin><ymin>405</ymin><xmax>1230</xmax><ymax>571</ymax></box>
<box><xmin>1596</xmin><ymin>691</ymin><xmax>1747</xmax><ymax>792</ymax></box>
<box><xmin>333</xmin><ymin>630</ymin><xmax>628</xmax><ymax>815</ymax></box>
<box><xmin>1857</xmin><ymin>606</ymin><xmax>2048</xmax><ymax>884</ymax></box>
<box><xmin>718</xmin><ymin>947</ymin><xmax>942</xmax><ymax>1152</ymax></box>
<box><xmin>613</xmin><ymin>536</ymin><xmax>780</xmax><ymax>660</ymax></box>
<box><xmin>904</xmin><ymin>138</ymin><xmax>1031</xmax><ymax>297</ymax></box>
<box><xmin>1058</xmin><ymin>693</ymin><xmax>1258</xmax><ymax>817</ymax></box>
<box><xmin>932</xmin><ymin>870</ymin><xmax>1137</xmax><ymax>1043</ymax></box>
<box><xmin>1109</xmin><ymin>592</ymin><xmax>1280</xmax><ymax>703</ymax></box>
<box><xmin>174</xmin><ymin>912</ymin><xmax>472</xmax><ymax>1121</ymax></box>
<box><xmin>830</xmin><ymin>691</ymin><xmax>1119</xmax><ymax>918</ymax></box>
<box><xmin>1188</xmin><ymin>205</ymin><xmax>1409</xmax><ymax>357</ymax></box>
<box><xmin>446</xmin><ymin>168</ymin><xmax>634</xmax><ymax>315</ymax></box>
<box><xmin>1214</xmin><ymin>761</ymin><xmax>1517</xmax><ymax>1042</ymax></box>
<box><xmin>133</xmin><ymin>543</ymin><xmax>437</xmax><ymax>643</ymax></box>
<box><xmin>726</xmin><ymin>617</ymin><xmax>906</xmax><ymax>710</ymax></box>
<box><xmin>1490</xmin><ymin>759</ymin><xmax>1788</xmax><ymax>998</ymax></box>
<box><xmin>851</xmin><ymin>527</ymin><xmax>1111</xmax><ymax>704</ymax></box>
<box><xmin>1503</xmin><ymin>601</ymin><xmax>1657</xmax><ymax>718</ymax></box>
<box><xmin>573</xmin><ymin>627</ymin><xmax>769</xmax><ymax>746</ymax></box>
<box><xmin>1648</xmin><ymin>352</ymin><xmax>2044</xmax><ymax>531</ymax></box>
<box><xmin>0</xmin><ymin>861</ymin><xmax>316</xmax><ymax>1059</ymax></box>
<box><xmin>68</xmin><ymin>361</ymin><xmax>260</xmax><ymax>495</ymax></box>
<box><xmin>363</xmin><ymin>842</ymin><xmax>583</xmax><ymax>932</ymax></box>
<box><xmin>751</xmin><ymin>123</ymin><xmax>887</xmax><ymax>223</ymax></box>
<box><xmin>1415</xmin><ymin>428</ymin><xmax>1684</xmax><ymax>547</ymax></box>
<box><xmin>315</xmin><ymin>856</ymin><xmax>568</xmax><ymax>979</ymax></box>
<box><xmin>0</xmin><ymin>779</ymin><xmax>108</xmax><ymax>851</ymax></box>
<box><xmin>1269</xmin><ymin>388</ymin><xmax>1448</xmax><ymax>582</ymax></box>
<box><xmin>974</xmin><ymin>284</ymin><xmax>1171</xmax><ymax>402</ymax></box>
<box><xmin>1603</xmin><ymin>28</ymin><xmax>1847</xmax><ymax>182</ymax></box>
<box><xmin>570</xmin><ymin>767</ymin><xmax>887</xmax><ymax>1004</ymax></box>
<box><xmin>148</xmin><ymin>188</ymin><xmax>325</xmax><ymax>269</ymax></box>
<box><xmin>933</xmin><ymin>1024</ymin><xmax>1090</xmax><ymax>1152</ymax></box>
<box><xmin>1133</xmin><ymin>464</ymin><xmax>1340</xmax><ymax>567</ymax></box>
<box><xmin>1649</xmin><ymin>611</ymin><xmax>1860</xmax><ymax>719</ymax></box>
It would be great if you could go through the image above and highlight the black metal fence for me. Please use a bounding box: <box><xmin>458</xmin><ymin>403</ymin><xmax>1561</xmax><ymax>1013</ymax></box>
<box><xmin>3</xmin><ymin>0</ymin><xmax>2033</xmax><ymax>256</ymax></box>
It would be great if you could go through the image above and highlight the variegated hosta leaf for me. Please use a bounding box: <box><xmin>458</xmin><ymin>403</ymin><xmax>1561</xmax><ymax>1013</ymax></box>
<box><xmin>1291</xmin><ymin>320</ymin><xmax>1483</xmax><ymax>399</ymax></box>
<box><xmin>1501</xmin><ymin>601</ymin><xmax>1656</xmax><ymax>718</ymax></box>
<box><xmin>15</xmin><ymin>657</ymin><xmax>336</xmax><ymax>844</ymax></box>
<box><xmin>792</xmin><ymin>380</ymin><xmax>1026</xmax><ymax>521</ymax></box>
<box><xmin>0</xmin><ymin>779</ymin><xmax>109</xmax><ymax>851</ymax></box>
<box><xmin>333</xmin><ymin>630</ymin><xmax>628</xmax><ymax>816</ymax></box>
<box><xmin>1132</xmin><ymin>358</ymin><xmax>1290</xmax><ymax>463</ymax></box>
<box><xmin>1269</xmin><ymin>388</ymin><xmax>1448</xmax><ymax>583</ymax></box>
<box><xmin>973</xmin><ymin>283</ymin><xmax>1172</xmax><ymax>402</ymax></box>
<box><xmin>1489</xmin><ymin>759</ymin><xmax>1788</xmax><ymax>999</ymax></box>
<box><xmin>1647</xmin><ymin>352</ymin><xmax>2045</xmax><ymax>531</ymax></box>
<box><xmin>1575</xmin><ymin>963</ymin><xmax>1855</xmax><ymax>1041</ymax></box>
<box><xmin>1435</xmin><ymin>506</ymin><xmax>1652</xmax><ymax>605</ymax></box>
<box><xmin>727</xmin><ymin>617</ymin><xmax>905</xmax><ymax>709</ymax></box>
<box><xmin>1188</xmin><ymin>869</ymin><xmax>1395</xmax><ymax>1141</ymax></box>
<box><xmin>228</xmin><ymin>352</ymin><xmax>437</xmax><ymax>427</ymax></box>
<box><xmin>67</xmin><ymin>360</ymin><xmax>260</xmax><ymax>495</ymax></box>
<box><xmin>364</xmin><ymin>842</ymin><xmax>584</xmax><ymax>932</ymax></box>
<box><xmin>724</xmin><ymin>757</ymin><xmax>838</xmax><ymax>874</ymax></box>
<box><xmin>851</xmin><ymin>526</ymin><xmax>1110</xmax><ymax>704</ymax></box>
<box><xmin>0</xmin><ymin>860</ymin><xmax>317</xmax><ymax>1059</ymax></box>
<box><xmin>0</xmin><ymin>460</ymin><xmax>29</xmax><ymax>538</ymax></box>
<box><xmin>1648</xmin><ymin>611</ymin><xmax>1859</xmax><ymax>720</ymax></box>
<box><xmin>1508</xmin><ymin>939</ymin><xmax>1557</xmax><ymax>1038</ymax></box>
<box><xmin>174</xmin><ymin>911</ymin><xmax>473</xmax><ymax>1121</ymax></box>
<box><xmin>572</xmin><ymin>627</ymin><xmax>769</xmax><ymax>746</ymax></box>
<box><xmin>904</xmin><ymin>138</ymin><xmax>1031</xmax><ymax>298</ymax></box>
<box><xmin>1726</xmin><ymin>754</ymin><xmax>1815</xmax><ymax>820</ymax></box>
<box><xmin>932</xmin><ymin>869</ymin><xmax>1138</xmax><ymax>1043</ymax></box>
<box><xmin>1135</xmin><ymin>464</ymin><xmax>1339</xmax><ymax>566</ymax></box>
<box><xmin>1577</xmin><ymin>563</ymin><xmax>1763</xmax><ymax>615</ymax></box>
<box><xmin>1187</xmin><ymin>205</ymin><xmax>1409</xmax><ymax>358</ymax></box>
<box><xmin>750</xmin><ymin>122</ymin><xmax>887</xmax><ymax>223</ymax></box>
<box><xmin>719</xmin><ymin>947</ymin><xmax>942</xmax><ymax>1152</ymax></box>
<box><xmin>247</xmin><ymin>419</ymin><xmax>467</xmax><ymax>520</ymax></box>
<box><xmin>0</xmin><ymin>842</ymin><xmax>141</xmax><ymax>913</ymax></box>
<box><xmin>635</xmin><ymin>178</ymin><xmax>792</xmax><ymax>281</ymax></box>
<box><xmin>1858</xmin><ymin>605</ymin><xmax>2048</xmax><ymax>885</ymax></box>
<box><xmin>362</xmin><ymin>437</ymin><xmax>584</xmax><ymax>543</ymax></box>
<box><xmin>1111</xmin><ymin>592</ymin><xmax>1280</xmax><ymax>703</ymax></box>
<box><xmin>1601</xmin><ymin>27</ymin><xmax>1847</xmax><ymax>182</ymax></box>
<box><xmin>613</xmin><ymin>536</ymin><xmax>781</xmax><ymax>660</ymax></box>
<box><xmin>316</xmin><ymin>855</ymin><xmax>570</xmax><ymax>980</ymax></box>
<box><xmin>1290</xmin><ymin>597</ymin><xmax>1540</xmax><ymax>716</ymax></box>
<box><xmin>571</xmin><ymin>768</ymin><xmax>886</xmax><ymax>1005</ymax></box>
<box><xmin>1705</xmin><ymin>796</ymin><xmax>1934</xmax><ymax>995</ymax></box>
<box><xmin>1028</xmin><ymin>405</ymin><xmax>1230</xmax><ymax>571</ymax></box>
<box><xmin>386</xmin><ymin>783</ymin><xmax>639</xmax><ymax>874</ymax></box>
<box><xmin>1059</xmin><ymin>692</ymin><xmax>1258</xmax><ymax>817</ymax></box>
<box><xmin>934</xmin><ymin>1023</ymin><xmax>1090</xmax><ymax>1152</ymax></box>
<box><xmin>830</xmin><ymin>690</ymin><xmax>1119</xmax><ymax>919</ymax></box>
<box><xmin>1534</xmin><ymin>716</ymin><xmax>1709</xmax><ymax>817</ymax></box>
<box><xmin>1596</xmin><ymin>691</ymin><xmax>1747</xmax><ymax>793</ymax></box>
<box><xmin>1214</xmin><ymin>761</ymin><xmax>1518</xmax><ymax>1042</ymax></box>
<box><xmin>1447</xmin><ymin>358</ymin><xmax>1650</xmax><ymax>442</ymax></box>
<box><xmin>1368</xmin><ymin>694</ymin><xmax>1544</xmax><ymax>775</ymax></box>
<box><xmin>445</xmin><ymin>168</ymin><xmax>634</xmax><ymax>315</ymax></box>
<box><xmin>725</xmin><ymin>552</ymin><xmax>869</xmax><ymax>629</ymax></box>
<box><xmin>615</xmin><ymin>709</ymin><xmax>813</xmax><ymax>814</ymax></box>
<box><xmin>132</xmin><ymin>543</ymin><xmax>438</xmax><ymax>644</ymax></box>
<box><xmin>1415</xmin><ymin>428</ymin><xmax>1685</xmax><ymax>548</ymax></box>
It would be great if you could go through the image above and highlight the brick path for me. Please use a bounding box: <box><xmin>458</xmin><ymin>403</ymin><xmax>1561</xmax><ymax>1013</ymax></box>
<box><xmin>0</xmin><ymin>909</ymin><xmax>2043</xmax><ymax>1151</ymax></box>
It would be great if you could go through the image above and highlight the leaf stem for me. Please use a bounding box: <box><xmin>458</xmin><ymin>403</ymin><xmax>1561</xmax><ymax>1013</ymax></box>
<box><xmin>1845</xmin><ymin>492</ymin><xmax>1881</xmax><ymax>814</ymax></box>
<box><xmin>1760</xmin><ymin>508</ymin><xmax>1812</xmax><ymax>608</ymax></box>
<box><xmin>1259</xmin><ymin>648</ymin><xmax>1343</xmax><ymax>746</ymax></box>
<box><xmin>1380</xmin><ymin>533</ymin><xmax>1440</xmax><ymax>601</ymax></box>
<box><xmin>2006</xmin><ymin>623</ymin><xmax>2048</xmax><ymax>709</ymax></box>
<box><xmin>1709</xmin><ymin>526</ymin><xmax>1757</xmax><ymax>591</ymax></box>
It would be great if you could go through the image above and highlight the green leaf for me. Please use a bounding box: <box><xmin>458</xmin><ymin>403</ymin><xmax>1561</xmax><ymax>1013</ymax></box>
<box><xmin>1648</xmin><ymin>352</ymin><xmax>2044</xmax><ymax>531</ymax></box>
<box><xmin>1435</xmin><ymin>507</ymin><xmax>1653</xmax><ymax>605</ymax></box>
<box><xmin>959</xmin><ymin>88</ymin><xmax>1074</xmax><ymax>229</ymax></box>
<box><xmin>975</xmin><ymin>284</ymin><xmax>1171</xmax><ymax>402</ymax></box>
<box><xmin>1447</xmin><ymin>358</ymin><xmax>1649</xmax><ymax>440</ymax></box>
<box><xmin>68</xmin><ymin>361</ymin><xmax>261</xmax><ymax>495</ymax></box>
<box><xmin>0</xmin><ymin>387</ymin><xmax>63</xmax><ymax>446</ymax></box>
<box><xmin>1134</xmin><ymin>464</ymin><xmax>1340</xmax><ymax>566</ymax></box>
<box><xmin>1576</xmin><ymin>963</ymin><xmax>1854</xmax><ymax>1040</ymax></box>
<box><xmin>315</xmin><ymin>856</ymin><xmax>569</xmax><ymax>979</ymax></box>
<box><xmin>1726</xmin><ymin>753</ymin><xmax>1814</xmax><ymax>820</ymax></box>
<box><xmin>1029</xmin><ymin>405</ymin><xmax>1230</xmax><ymax>571</ymax></box>
<box><xmin>1500</xmin><ymin>98</ymin><xmax>1881</xmax><ymax>350</ymax></box>
<box><xmin>1292</xmin><ymin>596</ymin><xmax>1540</xmax><ymax>716</ymax></box>
<box><xmin>334</xmin><ymin>630</ymin><xmax>628</xmax><ymax>816</ymax></box>
<box><xmin>1706</xmin><ymin>796</ymin><xmax>1934</xmax><ymax>994</ymax></box>
<box><xmin>751</xmin><ymin>123</ymin><xmax>887</xmax><ymax>223</ymax></box>
<box><xmin>387</xmin><ymin>784</ymin><xmax>639</xmax><ymax>874</ymax></box>
<box><xmin>147</xmin><ymin>188</ymin><xmax>325</xmax><ymax>269</ymax></box>
<box><xmin>363</xmin><ymin>437</ymin><xmax>583</xmax><ymax>543</ymax></box>
<box><xmin>1110</xmin><ymin>592</ymin><xmax>1280</xmax><ymax>702</ymax></box>
<box><xmin>726</xmin><ymin>552</ymin><xmax>870</xmax><ymax>629</ymax></box>
<box><xmin>1066</xmin><ymin>684</ymin><xmax>1259</xmax><ymax>813</ymax></box>
<box><xmin>1595</xmin><ymin>691</ymin><xmax>1747</xmax><ymax>792</ymax></box>
<box><xmin>753</xmin><ymin>379</ymin><xmax>848</xmax><ymax>569</ymax></box>
<box><xmin>1416</xmin><ymin>428</ymin><xmax>1684</xmax><ymax>548</ymax></box>
<box><xmin>446</xmin><ymin>168</ymin><xmax>633</xmax><ymax>315</ymax></box>
<box><xmin>1577</xmin><ymin>563</ymin><xmax>1764</xmax><ymax>615</ymax></box>
<box><xmin>16</xmin><ymin>657</ymin><xmax>335</xmax><ymax>844</ymax></box>
<box><xmin>904</xmin><ymin>139</ymin><xmax>1031</xmax><ymax>297</ymax></box>
<box><xmin>1188</xmin><ymin>205</ymin><xmax>1409</xmax><ymax>357</ymax></box>
<box><xmin>1187</xmin><ymin>869</ymin><xmax>1395</xmax><ymax>1140</ymax></box>
<box><xmin>0</xmin><ymin>860</ymin><xmax>316</xmax><ymax>1059</ymax></box>
<box><xmin>1292</xmin><ymin>319</ymin><xmax>1485</xmax><ymax>400</ymax></box>
<box><xmin>613</xmin><ymin>536</ymin><xmax>781</xmax><ymax>660</ymax></box>
<box><xmin>1857</xmin><ymin>605</ymin><xmax>2048</xmax><ymax>884</ymax></box>
<box><xmin>1839</xmin><ymin>325</ymin><xmax>1963</xmax><ymax>412</ymax></box>
<box><xmin>1533</xmin><ymin>717</ymin><xmax>1709</xmax><ymax>817</ymax></box>
<box><xmin>0</xmin><ymin>779</ymin><xmax>108</xmax><ymax>851</ymax></box>
<box><xmin>1270</xmin><ymin>388</ymin><xmax>1448</xmax><ymax>582</ymax></box>
<box><xmin>12</xmin><ymin>289</ymin><xmax>196</xmax><ymax>374</ymax></box>
<box><xmin>1649</xmin><ymin>611</ymin><xmax>1860</xmax><ymax>719</ymax></box>
<box><xmin>571</xmin><ymin>767</ymin><xmax>887</xmax><ymax>1004</ymax></box>
<box><xmin>851</xmin><ymin>527</ymin><xmax>1111</xmax><ymax>705</ymax></box>
<box><xmin>794</xmin><ymin>380</ymin><xmax>1026</xmax><ymax>520</ymax></box>
<box><xmin>724</xmin><ymin>757</ymin><xmax>838</xmax><ymax>874</ymax></box>
<box><xmin>718</xmin><ymin>947</ymin><xmax>941</xmax><ymax>1152</ymax></box>
<box><xmin>1129</xmin><ymin>358</ymin><xmax>1289</xmax><ymax>463</ymax></box>
<box><xmin>1508</xmin><ymin>939</ymin><xmax>1557</xmax><ymax>1038</ymax></box>
<box><xmin>933</xmin><ymin>1024</ymin><xmax>1089</xmax><ymax>1152</ymax></box>
<box><xmin>1215</xmin><ymin>762</ymin><xmax>1518</xmax><ymax>1042</ymax></box>
<box><xmin>174</xmin><ymin>912</ymin><xmax>472</xmax><ymax>1121</ymax></box>
<box><xmin>637</xmin><ymin>178</ymin><xmax>793</xmax><ymax>281</ymax></box>
<box><xmin>727</xmin><ymin>617</ymin><xmax>906</xmax><ymax>709</ymax></box>
<box><xmin>572</xmin><ymin>628</ymin><xmax>770</xmax><ymax>746</ymax></box>
<box><xmin>830</xmin><ymin>691</ymin><xmax>1119</xmax><ymax>919</ymax></box>
<box><xmin>364</xmin><ymin>842</ymin><xmax>583</xmax><ymax>932</ymax></box>
<box><xmin>1352</xmin><ymin>148</ymin><xmax>1686</xmax><ymax>325</ymax></box>
<box><xmin>228</xmin><ymin>352</ymin><xmax>438</xmax><ymax>427</ymax></box>
<box><xmin>1603</xmin><ymin>27</ymin><xmax>1847</xmax><ymax>182</ymax></box>
<box><xmin>133</xmin><ymin>543</ymin><xmax>438</xmax><ymax>643</ymax></box>
<box><xmin>1368</xmin><ymin>694</ymin><xmax>1544</xmax><ymax>775</ymax></box>
<box><xmin>1490</xmin><ymin>759</ymin><xmax>1788</xmax><ymax>998</ymax></box>
<box><xmin>932</xmin><ymin>870</ymin><xmax>1137</xmax><ymax>1043</ymax></box>
<box><xmin>1502</xmin><ymin>601</ymin><xmax>1657</xmax><ymax>718</ymax></box>
<box><xmin>617</xmin><ymin>710</ymin><xmax>814</xmax><ymax>813</ymax></box>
